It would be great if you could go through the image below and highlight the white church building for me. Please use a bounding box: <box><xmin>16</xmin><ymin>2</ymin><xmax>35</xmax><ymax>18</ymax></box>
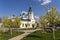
<box><xmin>20</xmin><ymin>6</ymin><xmax>36</xmax><ymax>28</ymax></box>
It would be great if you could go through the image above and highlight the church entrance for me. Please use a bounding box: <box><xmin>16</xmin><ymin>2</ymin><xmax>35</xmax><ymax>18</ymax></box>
<box><xmin>25</xmin><ymin>24</ymin><xmax>30</xmax><ymax>28</ymax></box>
<box><xmin>25</xmin><ymin>24</ymin><xmax>27</xmax><ymax>28</ymax></box>
<box><xmin>32</xmin><ymin>24</ymin><xmax>34</xmax><ymax>28</ymax></box>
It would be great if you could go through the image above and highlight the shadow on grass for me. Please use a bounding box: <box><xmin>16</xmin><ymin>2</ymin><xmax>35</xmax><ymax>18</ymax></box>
<box><xmin>58</xmin><ymin>39</ymin><xmax>60</xmax><ymax>40</ymax></box>
<box><xmin>26</xmin><ymin>35</ymin><xmax>42</xmax><ymax>38</ymax></box>
<box><xmin>45</xmin><ymin>29</ymin><xmax>52</xmax><ymax>33</ymax></box>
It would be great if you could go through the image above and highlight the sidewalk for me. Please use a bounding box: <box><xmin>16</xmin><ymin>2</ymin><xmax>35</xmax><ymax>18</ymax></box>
<box><xmin>9</xmin><ymin>30</ymin><xmax>36</xmax><ymax>40</ymax></box>
<box><xmin>9</xmin><ymin>29</ymin><xmax>42</xmax><ymax>40</ymax></box>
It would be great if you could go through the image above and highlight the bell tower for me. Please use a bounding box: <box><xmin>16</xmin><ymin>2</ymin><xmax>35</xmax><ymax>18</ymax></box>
<box><xmin>28</xmin><ymin>5</ymin><xmax>34</xmax><ymax>20</ymax></box>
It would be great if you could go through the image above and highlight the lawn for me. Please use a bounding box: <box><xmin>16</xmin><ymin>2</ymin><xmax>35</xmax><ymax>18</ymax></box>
<box><xmin>0</xmin><ymin>30</ymin><xmax>24</xmax><ymax>40</ymax></box>
<box><xmin>22</xmin><ymin>29</ymin><xmax>60</xmax><ymax>40</ymax></box>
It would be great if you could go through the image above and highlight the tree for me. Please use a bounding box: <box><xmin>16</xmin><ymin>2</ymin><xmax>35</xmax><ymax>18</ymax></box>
<box><xmin>39</xmin><ymin>15</ymin><xmax>47</xmax><ymax>33</ymax></box>
<box><xmin>2</xmin><ymin>16</ymin><xmax>21</xmax><ymax>35</ymax></box>
<box><xmin>14</xmin><ymin>16</ymin><xmax>21</xmax><ymax>32</ymax></box>
<box><xmin>2</xmin><ymin>16</ymin><xmax>13</xmax><ymax>35</ymax></box>
<box><xmin>45</xmin><ymin>6</ymin><xmax>60</xmax><ymax>40</ymax></box>
<box><xmin>9</xmin><ymin>19</ymin><xmax>14</xmax><ymax>35</ymax></box>
<box><xmin>45</xmin><ymin>6</ymin><xmax>58</xmax><ymax>27</ymax></box>
<box><xmin>2</xmin><ymin>16</ymin><xmax>9</xmax><ymax>32</ymax></box>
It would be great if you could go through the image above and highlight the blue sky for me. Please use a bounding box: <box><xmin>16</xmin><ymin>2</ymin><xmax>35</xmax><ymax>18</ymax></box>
<box><xmin>0</xmin><ymin>0</ymin><xmax>60</xmax><ymax>18</ymax></box>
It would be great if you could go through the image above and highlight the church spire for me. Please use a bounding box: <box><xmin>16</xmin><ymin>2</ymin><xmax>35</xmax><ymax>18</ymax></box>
<box><xmin>28</xmin><ymin>4</ymin><xmax>32</xmax><ymax>12</ymax></box>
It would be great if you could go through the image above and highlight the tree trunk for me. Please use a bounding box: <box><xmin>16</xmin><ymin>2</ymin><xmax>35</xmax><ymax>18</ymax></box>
<box><xmin>17</xmin><ymin>28</ymin><xmax>19</xmax><ymax>32</ymax></box>
<box><xmin>53</xmin><ymin>29</ymin><xmax>55</xmax><ymax>40</ymax></box>
<box><xmin>42</xmin><ymin>26</ymin><xmax>46</xmax><ymax>33</ymax></box>
<box><xmin>3</xmin><ymin>27</ymin><xmax>5</xmax><ymax>32</ymax></box>
<box><xmin>10</xmin><ymin>28</ymin><xmax>12</xmax><ymax>35</ymax></box>
<box><xmin>43</xmin><ymin>29</ymin><xmax>45</xmax><ymax>33</ymax></box>
<box><xmin>9</xmin><ymin>27</ymin><xmax>10</xmax><ymax>31</ymax></box>
<box><xmin>52</xmin><ymin>25</ymin><xmax>55</xmax><ymax>40</ymax></box>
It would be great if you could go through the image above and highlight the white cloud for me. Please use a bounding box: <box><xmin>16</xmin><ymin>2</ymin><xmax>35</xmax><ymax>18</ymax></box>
<box><xmin>41</xmin><ymin>0</ymin><xmax>52</xmax><ymax>5</ymax></box>
<box><xmin>35</xmin><ymin>16</ymin><xmax>39</xmax><ymax>19</ymax></box>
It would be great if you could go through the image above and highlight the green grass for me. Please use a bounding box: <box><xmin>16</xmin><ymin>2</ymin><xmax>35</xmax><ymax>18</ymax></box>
<box><xmin>0</xmin><ymin>30</ymin><xmax>24</xmax><ymax>40</ymax></box>
<box><xmin>22</xmin><ymin>29</ymin><xmax>60</xmax><ymax>40</ymax></box>
<box><xmin>55</xmin><ymin>29</ymin><xmax>60</xmax><ymax>40</ymax></box>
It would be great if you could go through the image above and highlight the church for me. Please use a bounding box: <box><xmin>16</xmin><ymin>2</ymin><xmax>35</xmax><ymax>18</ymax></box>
<box><xmin>19</xmin><ymin>6</ymin><xmax>36</xmax><ymax>28</ymax></box>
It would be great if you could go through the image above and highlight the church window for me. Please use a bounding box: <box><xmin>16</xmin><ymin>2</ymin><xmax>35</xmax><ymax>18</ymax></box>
<box><xmin>22</xmin><ymin>24</ymin><xmax>24</xmax><ymax>27</ymax></box>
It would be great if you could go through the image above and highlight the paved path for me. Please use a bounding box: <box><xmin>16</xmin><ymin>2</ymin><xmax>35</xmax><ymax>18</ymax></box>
<box><xmin>9</xmin><ymin>29</ymin><xmax>41</xmax><ymax>40</ymax></box>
